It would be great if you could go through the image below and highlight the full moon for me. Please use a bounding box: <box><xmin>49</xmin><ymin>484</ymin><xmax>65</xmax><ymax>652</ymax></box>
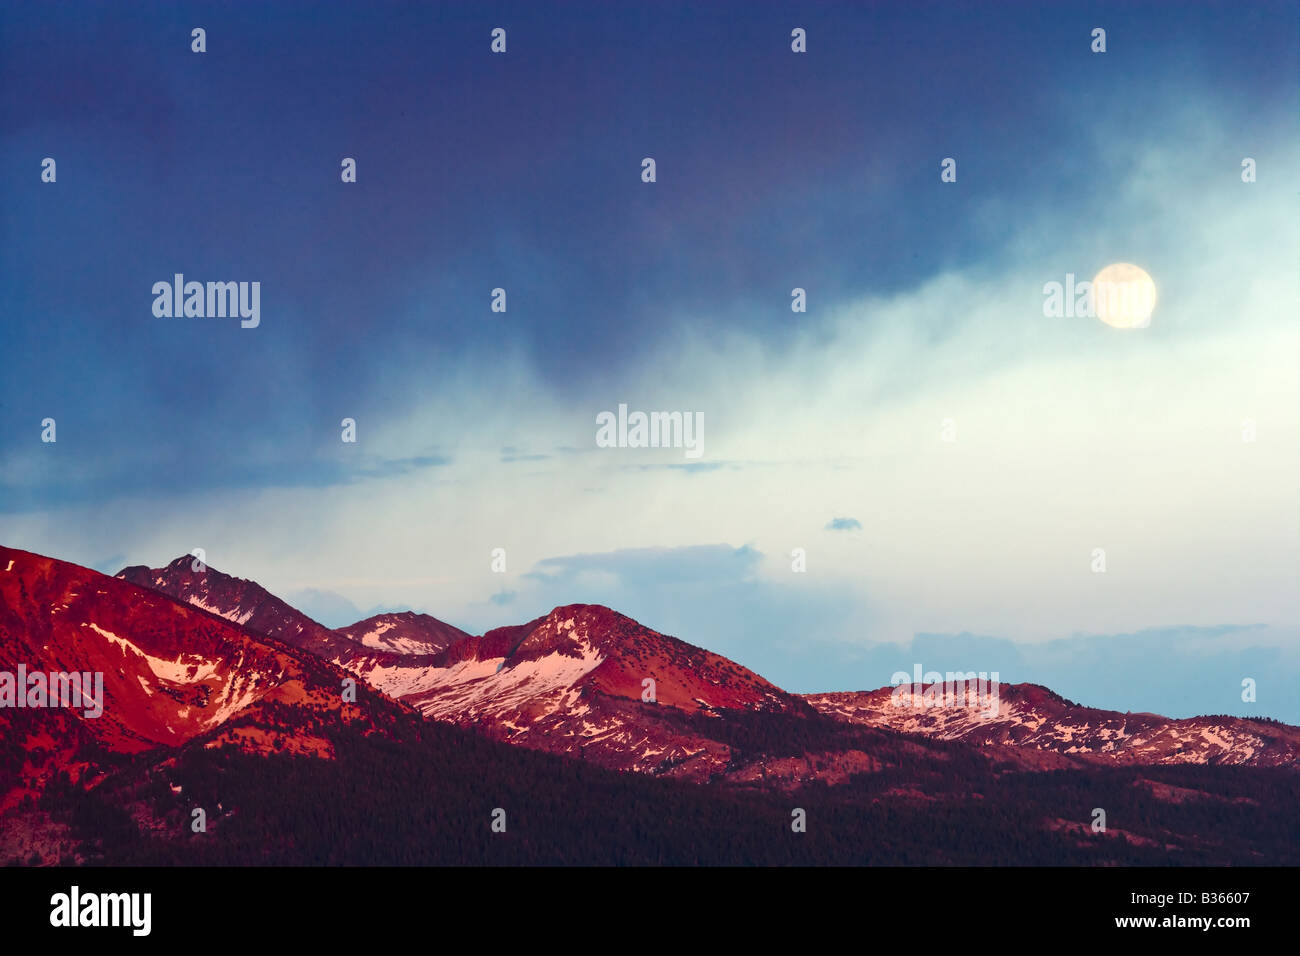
<box><xmin>1092</xmin><ymin>262</ymin><xmax>1156</xmax><ymax>329</ymax></box>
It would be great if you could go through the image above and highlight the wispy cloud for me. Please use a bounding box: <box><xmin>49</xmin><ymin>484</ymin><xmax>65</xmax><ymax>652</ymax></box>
<box><xmin>0</xmin><ymin>452</ymin><xmax>452</xmax><ymax>513</ymax></box>
<box><xmin>825</xmin><ymin>517</ymin><xmax>862</xmax><ymax>532</ymax></box>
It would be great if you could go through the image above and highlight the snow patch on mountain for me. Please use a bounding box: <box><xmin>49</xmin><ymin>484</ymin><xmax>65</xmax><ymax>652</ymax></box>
<box><xmin>350</xmin><ymin>655</ymin><xmax>503</xmax><ymax>699</ymax></box>
<box><xmin>84</xmin><ymin>623</ymin><xmax>222</xmax><ymax>683</ymax></box>
<box><xmin>413</xmin><ymin>641</ymin><xmax>605</xmax><ymax>721</ymax></box>
<box><xmin>186</xmin><ymin>594</ymin><xmax>255</xmax><ymax>626</ymax></box>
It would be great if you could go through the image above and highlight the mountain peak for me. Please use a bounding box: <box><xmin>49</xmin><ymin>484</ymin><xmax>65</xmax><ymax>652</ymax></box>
<box><xmin>115</xmin><ymin>555</ymin><xmax>350</xmax><ymax>662</ymax></box>
<box><xmin>536</xmin><ymin>603</ymin><xmax>624</xmax><ymax>634</ymax></box>
<box><xmin>336</xmin><ymin>611</ymin><xmax>470</xmax><ymax>656</ymax></box>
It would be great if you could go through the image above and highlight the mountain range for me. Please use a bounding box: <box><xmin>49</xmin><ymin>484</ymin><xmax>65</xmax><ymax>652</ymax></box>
<box><xmin>2</xmin><ymin>544</ymin><xmax>1298</xmax><ymax>865</ymax></box>
<box><xmin>112</xmin><ymin>552</ymin><xmax>1300</xmax><ymax>775</ymax></box>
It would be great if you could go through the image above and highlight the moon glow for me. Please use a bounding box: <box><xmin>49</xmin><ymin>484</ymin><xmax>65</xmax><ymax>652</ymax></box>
<box><xmin>1093</xmin><ymin>263</ymin><xmax>1156</xmax><ymax>329</ymax></box>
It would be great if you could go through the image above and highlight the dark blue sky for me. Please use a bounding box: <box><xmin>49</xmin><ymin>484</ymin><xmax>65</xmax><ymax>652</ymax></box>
<box><xmin>4</xmin><ymin>1</ymin><xmax>1294</xmax><ymax>505</ymax></box>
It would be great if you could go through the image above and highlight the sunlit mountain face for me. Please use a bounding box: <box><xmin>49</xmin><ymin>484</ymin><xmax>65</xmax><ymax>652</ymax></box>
<box><xmin>3</xmin><ymin>546</ymin><xmax>1299</xmax><ymax>866</ymax></box>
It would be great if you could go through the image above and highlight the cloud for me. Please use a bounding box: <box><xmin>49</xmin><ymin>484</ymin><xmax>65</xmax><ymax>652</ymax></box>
<box><xmin>528</xmin><ymin>544</ymin><xmax>763</xmax><ymax>587</ymax></box>
<box><xmin>824</xmin><ymin>625</ymin><xmax>1300</xmax><ymax>725</ymax></box>
<box><xmin>628</xmin><ymin>462</ymin><xmax>731</xmax><ymax>474</ymax></box>
<box><xmin>282</xmin><ymin>589</ymin><xmax>363</xmax><ymax>629</ymax></box>
<box><xmin>0</xmin><ymin>452</ymin><xmax>453</xmax><ymax>514</ymax></box>
<box><xmin>825</xmin><ymin>517</ymin><xmax>862</xmax><ymax>532</ymax></box>
<box><xmin>91</xmin><ymin>553</ymin><xmax>128</xmax><ymax>575</ymax></box>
